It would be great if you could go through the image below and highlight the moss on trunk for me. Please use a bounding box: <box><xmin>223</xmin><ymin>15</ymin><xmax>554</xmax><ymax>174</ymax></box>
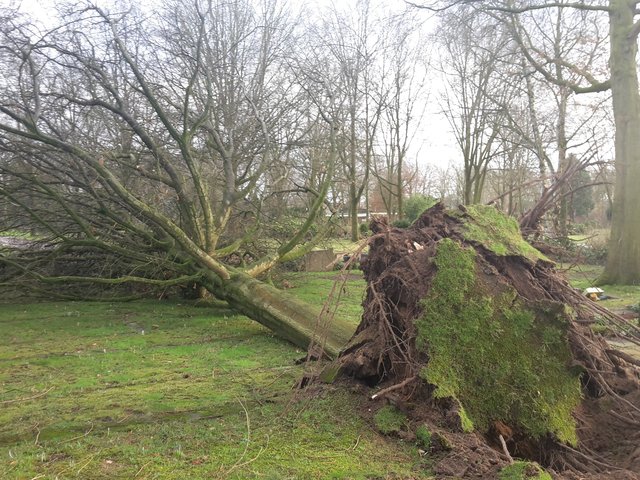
<box><xmin>218</xmin><ymin>272</ymin><xmax>354</xmax><ymax>358</ymax></box>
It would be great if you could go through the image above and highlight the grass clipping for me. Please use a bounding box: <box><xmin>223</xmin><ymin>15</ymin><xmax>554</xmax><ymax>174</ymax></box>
<box><xmin>417</xmin><ymin>237</ymin><xmax>580</xmax><ymax>444</ymax></box>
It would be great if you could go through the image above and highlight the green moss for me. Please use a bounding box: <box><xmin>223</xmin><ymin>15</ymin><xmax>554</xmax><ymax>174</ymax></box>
<box><xmin>458</xmin><ymin>404</ymin><xmax>474</xmax><ymax>433</ymax></box>
<box><xmin>318</xmin><ymin>362</ymin><xmax>341</xmax><ymax>383</ymax></box>
<box><xmin>460</xmin><ymin>205</ymin><xmax>547</xmax><ymax>262</ymax></box>
<box><xmin>417</xmin><ymin>239</ymin><xmax>581</xmax><ymax>445</ymax></box>
<box><xmin>373</xmin><ymin>405</ymin><xmax>407</xmax><ymax>435</ymax></box>
<box><xmin>498</xmin><ymin>461</ymin><xmax>552</xmax><ymax>480</ymax></box>
<box><xmin>415</xmin><ymin>425</ymin><xmax>432</xmax><ymax>449</ymax></box>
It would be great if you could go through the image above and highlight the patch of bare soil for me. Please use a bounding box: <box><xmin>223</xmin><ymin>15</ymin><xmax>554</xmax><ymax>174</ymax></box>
<box><xmin>334</xmin><ymin>204</ymin><xmax>640</xmax><ymax>479</ymax></box>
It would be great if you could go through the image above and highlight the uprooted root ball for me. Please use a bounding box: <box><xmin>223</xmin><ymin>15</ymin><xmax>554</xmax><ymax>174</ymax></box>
<box><xmin>336</xmin><ymin>203</ymin><xmax>640</xmax><ymax>479</ymax></box>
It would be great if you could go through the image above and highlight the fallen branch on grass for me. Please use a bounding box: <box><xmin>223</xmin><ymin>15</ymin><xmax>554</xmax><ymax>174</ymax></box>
<box><xmin>61</xmin><ymin>423</ymin><xmax>94</xmax><ymax>444</ymax></box>
<box><xmin>0</xmin><ymin>386</ymin><xmax>53</xmax><ymax>405</ymax></box>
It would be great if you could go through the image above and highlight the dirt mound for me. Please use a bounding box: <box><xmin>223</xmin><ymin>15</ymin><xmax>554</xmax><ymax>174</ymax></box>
<box><xmin>336</xmin><ymin>204</ymin><xmax>640</xmax><ymax>479</ymax></box>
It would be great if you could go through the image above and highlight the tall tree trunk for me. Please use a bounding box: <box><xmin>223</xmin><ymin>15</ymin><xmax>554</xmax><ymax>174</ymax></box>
<box><xmin>601</xmin><ymin>0</ymin><xmax>640</xmax><ymax>284</ymax></box>
<box><xmin>556</xmin><ymin>89</ymin><xmax>569</xmax><ymax>239</ymax></box>
<box><xmin>349</xmin><ymin>102</ymin><xmax>361</xmax><ymax>242</ymax></box>
<box><xmin>523</xmin><ymin>57</ymin><xmax>550</xmax><ymax>192</ymax></box>
<box><xmin>350</xmin><ymin>190</ymin><xmax>360</xmax><ymax>242</ymax></box>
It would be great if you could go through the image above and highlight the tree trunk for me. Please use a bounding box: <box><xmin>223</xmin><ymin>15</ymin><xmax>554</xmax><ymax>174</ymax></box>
<box><xmin>396</xmin><ymin>153</ymin><xmax>404</xmax><ymax>220</ymax></box>
<box><xmin>350</xmin><ymin>188</ymin><xmax>360</xmax><ymax>243</ymax></box>
<box><xmin>601</xmin><ymin>0</ymin><xmax>640</xmax><ymax>284</ymax></box>
<box><xmin>556</xmin><ymin>89</ymin><xmax>569</xmax><ymax>239</ymax></box>
<box><xmin>349</xmin><ymin>100</ymin><xmax>361</xmax><ymax>243</ymax></box>
<box><xmin>211</xmin><ymin>272</ymin><xmax>355</xmax><ymax>358</ymax></box>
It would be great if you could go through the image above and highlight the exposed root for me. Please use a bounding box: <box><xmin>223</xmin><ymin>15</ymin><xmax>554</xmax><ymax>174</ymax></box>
<box><xmin>370</xmin><ymin>376</ymin><xmax>417</xmax><ymax>400</ymax></box>
<box><xmin>336</xmin><ymin>204</ymin><xmax>640</xmax><ymax>479</ymax></box>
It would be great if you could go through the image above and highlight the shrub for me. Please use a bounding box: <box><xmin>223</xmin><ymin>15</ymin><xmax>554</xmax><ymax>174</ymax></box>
<box><xmin>581</xmin><ymin>243</ymin><xmax>608</xmax><ymax>265</ymax></box>
<box><xmin>404</xmin><ymin>195</ymin><xmax>438</xmax><ymax>223</ymax></box>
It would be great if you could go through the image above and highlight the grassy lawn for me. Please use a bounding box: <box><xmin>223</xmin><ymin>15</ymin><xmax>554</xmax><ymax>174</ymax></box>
<box><xmin>279</xmin><ymin>271</ymin><xmax>366</xmax><ymax>326</ymax></box>
<box><xmin>560</xmin><ymin>263</ymin><xmax>640</xmax><ymax>310</ymax></box>
<box><xmin>0</xmin><ymin>275</ymin><xmax>429</xmax><ymax>479</ymax></box>
<box><xmin>2</xmin><ymin>261</ymin><xmax>637</xmax><ymax>479</ymax></box>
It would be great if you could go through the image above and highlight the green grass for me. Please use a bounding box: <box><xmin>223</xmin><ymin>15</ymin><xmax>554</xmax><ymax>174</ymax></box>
<box><xmin>3</xmin><ymin>257</ymin><xmax>635</xmax><ymax>479</ymax></box>
<box><xmin>567</xmin><ymin>228</ymin><xmax>609</xmax><ymax>245</ymax></box>
<box><xmin>373</xmin><ymin>406</ymin><xmax>407</xmax><ymax>435</ymax></box>
<box><xmin>280</xmin><ymin>271</ymin><xmax>366</xmax><ymax>327</ymax></box>
<box><xmin>320</xmin><ymin>239</ymin><xmax>365</xmax><ymax>253</ymax></box>
<box><xmin>0</xmin><ymin>287</ymin><xmax>428</xmax><ymax>478</ymax></box>
<box><xmin>498</xmin><ymin>461</ymin><xmax>552</xmax><ymax>479</ymax></box>
<box><xmin>561</xmin><ymin>263</ymin><xmax>640</xmax><ymax>310</ymax></box>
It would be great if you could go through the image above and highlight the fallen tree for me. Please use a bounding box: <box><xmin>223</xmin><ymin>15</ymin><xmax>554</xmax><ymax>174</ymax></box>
<box><xmin>333</xmin><ymin>203</ymin><xmax>640</xmax><ymax>479</ymax></box>
<box><xmin>0</xmin><ymin>3</ymin><xmax>356</xmax><ymax>357</ymax></box>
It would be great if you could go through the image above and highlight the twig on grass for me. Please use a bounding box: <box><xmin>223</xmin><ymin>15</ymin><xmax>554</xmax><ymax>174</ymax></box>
<box><xmin>224</xmin><ymin>400</ymin><xmax>269</xmax><ymax>476</ymax></box>
<box><xmin>61</xmin><ymin>423</ymin><xmax>94</xmax><ymax>444</ymax></box>
<box><xmin>75</xmin><ymin>452</ymin><xmax>100</xmax><ymax>476</ymax></box>
<box><xmin>33</xmin><ymin>423</ymin><xmax>41</xmax><ymax>445</ymax></box>
<box><xmin>135</xmin><ymin>461</ymin><xmax>152</xmax><ymax>477</ymax></box>
<box><xmin>116</xmin><ymin>413</ymin><xmax>133</xmax><ymax>424</ymax></box>
<box><xmin>51</xmin><ymin>447</ymin><xmax>101</xmax><ymax>478</ymax></box>
<box><xmin>1</xmin><ymin>386</ymin><xmax>53</xmax><ymax>405</ymax></box>
<box><xmin>227</xmin><ymin>444</ymin><xmax>267</xmax><ymax>473</ymax></box>
<box><xmin>225</xmin><ymin>398</ymin><xmax>251</xmax><ymax>475</ymax></box>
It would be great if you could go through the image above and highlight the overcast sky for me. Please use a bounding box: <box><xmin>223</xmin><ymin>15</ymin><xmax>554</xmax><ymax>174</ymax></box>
<box><xmin>15</xmin><ymin>0</ymin><xmax>460</xmax><ymax>171</ymax></box>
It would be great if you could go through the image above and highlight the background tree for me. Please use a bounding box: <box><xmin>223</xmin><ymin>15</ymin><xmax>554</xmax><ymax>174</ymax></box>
<box><xmin>403</xmin><ymin>193</ymin><xmax>437</xmax><ymax>222</ymax></box>
<box><xmin>312</xmin><ymin>0</ymin><xmax>380</xmax><ymax>242</ymax></box>
<box><xmin>369</xmin><ymin>16</ymin><xmax>428</xmax><ymax>221</ymax></box>
<box><xmin>413</xmin><ymin>0</ymin><xmax>640</xmax><ymax>284</ymax></box>
<box><xmin>510</xmin><ymin>5</ymin><xmax>609</xmax><ymax>238</ymax></box>
<box><xmin>437</xmin><ymin>10</ymin><xmax>514</xmax><ymax>205</ymax></box>
<box><xmin>569</xmin><ymin>167</ymin><xmax>596</xmax><ymax>220</ymax></box>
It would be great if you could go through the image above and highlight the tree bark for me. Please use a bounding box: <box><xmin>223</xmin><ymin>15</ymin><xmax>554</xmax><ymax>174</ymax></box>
<box><xmin>350</xmin><ymin>185</ymin><xmax>360</xmax><ymax>242</ymax></box>
<box><xmin>601</xmin><ymin>0</ymin><xmax>640</xmax><ymax>284</ymax></box>
<box><xmin>212</xmin><ymin>272</ymin><xmax>355</xmax><ymax>358</ymax></box>
<box><xmin>555</xmin><ymin>88</ymin><xmax>570</xmax><ymax>239</ymax></box>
